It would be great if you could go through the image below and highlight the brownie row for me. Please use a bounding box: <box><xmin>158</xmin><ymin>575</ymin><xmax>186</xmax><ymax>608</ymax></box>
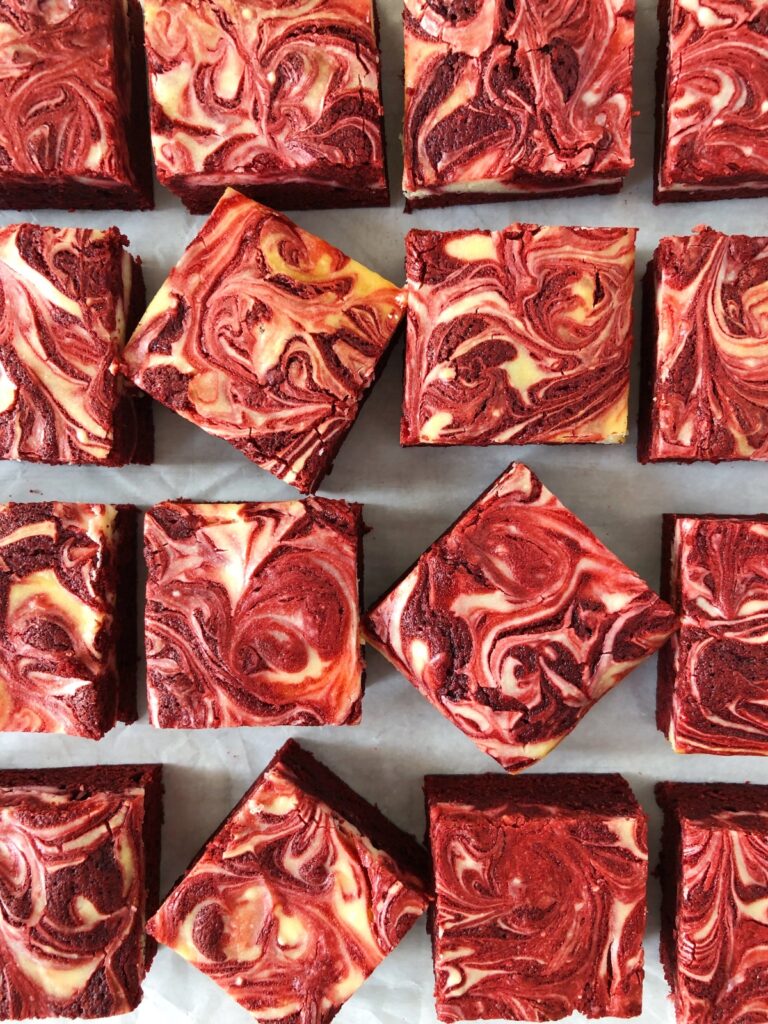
<box><xmin>2</xmin><ymin>204</ymin><xmax>765</xmax><ymax>489</ymax></box>
<box><xmin>1</xmin><ymin>0</ymin><xmax>764</xmax><ymax>212</ymax></box>
<box><xmin>2</xmin><ymin>462</ymin><xmax>763</xmax><ymax>768</ymax></box>
<box><xmin>1</xmin><ymin>744</ymin><xmax>763</xmax><ymax>1024</ymax></box>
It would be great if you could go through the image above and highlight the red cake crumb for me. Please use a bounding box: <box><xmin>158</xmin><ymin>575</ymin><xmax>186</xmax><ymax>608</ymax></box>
<box><xmin>0</xmin><ymin>224</ymin><xmax>153</xmax><ymax>466</ymax></box>
<box><xmin>364</xmin><ymin>461</ymin><xmax>677</xmax><ymax>772</ymax></box>
<box><xmin>123</xmin><ymin>189</ymin><xmax>405</xmax><ymax>493</ymax></box>
<box><xmin>0</xmin><ymin>502</ymin><xmax>138</xmax><ymax>737</ymax></box>
<box><xmin>142</xmin><ymin>0</ymin><xmax>389</xmax><ymax>213</ymax></box>
<box><xmin>655</xmin><ymin>0</ymin><xmax>768</xmax><ymax>202</ymax></box>
<box><xmin>147</xmin><ymin>740</ymin><xmax>431</xmax><ymax>1024</ymax></box>
<box><xmin>658</xmin><ymin>514</ymin><xmax>768</xmax><ymax>755</ymax></box>
<box><xmin>144</xmin><ymin>499</ymin><xmax>364</xmax><ymax>728</ymax></box>
<box><xmin>402</xmin><ymin>225</ymin><xmax>636</xmax><ymax>446</ymax></box>
<box><xmin>0</xmin><ymin>764</ymin><xmax>163</xmax><ymax>1020</ymax></box>
<box><xmin>426</xmin><ymin>773</ymin><xmax>648</xmax><ymax>1022</ymax></box>
<box><xmin>639</xmin><ymin>228</ymin><xmax>768</xmax><ymax>463</ymax></box>
<box><xmin>0</xmin><ymin>0</ymin><xmax>153</xmax><ymax>211</ymax></box>
<box><xmin>656</xmin><ymin>782</ymin><xmax>768</xmax><ymax>1024</ymax></box>
<box><xmin>402</xmin><ymin>0</ymin><xmax>635</xmax><ymax>210</ymax></box>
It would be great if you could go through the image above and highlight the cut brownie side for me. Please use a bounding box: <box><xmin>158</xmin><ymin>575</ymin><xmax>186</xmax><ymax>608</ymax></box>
<box><xmin>147</xmin><ymin>739</ymin><xmax>431</xmax><ymax>1024</ymax></box>
<box><xmin>0</xmin><ymin>764</ymin><xmax>163</xmax><ymax>1020</ymax></box>
<box><xmin>123</xmin><ymin>189</ymin><xmax>406</xmax><ymax>493</ymax></box>
<box><xmin>655</xmin><ymin>0</ymin><xmax>768</xmax><ymax>202</ymax></box>
<box><xmin>144</xmin><ymin>499</ymin><xmax>365</xmax><ymax>728</ymax></box>
<box><xmin>142</xmin><ymin>0</ymin><xmax>389</xmax><ymax>213</ymax></box>
<box><xmin>426</xmin><ymin>772</ymin><xmax>648</xmax><ymax>1022</ymax></box>
<box><xmin>656</xmin><ymin>782</ymin><xmax>768</xmax><ymax>1024</ymax></box>
<box><xmin>364</xmin><ymin>461</ymin><xmax>677</xmax><ymax>772</ymax></box>
<box><xmin>0</xmin><ymin>223</ymin><xmax>153</xmax><ymax>466</ymax></box>
<box><xmin>402</xmin><ymin>225</ymin><xmax>636</xmax><ymax>446</ymax></box>
<box><xmin>658</xmin><ymin>514</ymin><xmax>768</xmax><ymax>755</ymax></box>
<box><xmin>0</xmin><ymin>0</ymin><xmax>153</xmax><ymax>211</ymax></box>
<box><xmin>639</xmin><ymin>228</ymin><xmax>768</xmax><ymax>463</ymax></box>
<box><xmin>0</xmin><ymin>502</ymin><xmax>138</xmax><ymax>737</ymax></box>
<box><xmin>402</xmin><ymin>0</ymin><xmax>635</xmax><ymax>209</ymax></box>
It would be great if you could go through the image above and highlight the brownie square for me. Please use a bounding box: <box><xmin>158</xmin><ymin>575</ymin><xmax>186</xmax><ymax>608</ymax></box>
<box><xmin>364</xmin><ymin>461</ymin><xmax>677</xmax><ymax>772</ymax></box>
<box><xmin>402</xmin><ymin>0</ymin><xmax>635</xmax><ymax>210</ymax></box>
<box><xmin>0</xmin><ymin>0</ymin><xmax>153</xmax><ymax>211</ymax></box>
<box><xmin>402</xmin><ymin>225</ymin><xmax>637</xmax><ymax>446</ymax></box>
<box><xmin>144</xmin><ymin>498</ymin><xmax>364</xmax><ymax>728</ymax></box>
<box><xmin>658</xmin><ymin>514</ymin><xmax>768</xmax><ymax>755</ymax></box>
<box><xmin>638</xmin><ymin>228</ymin><xmax>768</xmax><ymax>463</ymax></box>
<box><xmin>0</xmin><ymin>763</ymin><xmax>163</xmax><ymax>1020</ymax></box>
<box><xmin>426</xmin><ymin>773</ymin><xmax>648</xmax><ymax>1022</ymax></box>
<box><xmin>655</xmin><ymin>0</ymin><xmax>768</xmax><ymax>202</ymax></box>
<box><xmin>656</xmin><ymin>782</ymin><xmax>768</xmax><ymax>1024</ymax></box>
<box><xmin>147</xmin><ymin>739</ymin><xmax>430</xmax><ymax>1023</ymax></box>
<box><xmin>123</xmin><ymin>188</ymin><xmax>406</xmax><ymax>493</ymax></box>
<box><xmin>0</xmin><ymin>502</ymin><xmax>138</xmax><ymax>737</ymax></box>
<box><xmin>142</xmin><ymin>0</ymin><xmax>389</xmax><ymax>213</ymax></box>
<box><xmin>0</xmin><ymin>223</ymin><xmax>153</xmax><ymax>466</ymax></box>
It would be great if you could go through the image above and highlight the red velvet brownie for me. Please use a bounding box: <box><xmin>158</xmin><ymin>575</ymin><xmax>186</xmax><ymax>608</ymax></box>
<box><xmin>0</xmin><ymin>764</ymin><xmax>163</xmax><ymax>1020</ymax></box>
<box><xmin>142</xmin><ymin>0</ymin><xmax>389</xmax><ymax>213</ymax></box>
<box><xmin>147</xmin><ymin>739</ymin><xmax>431</xmax><ymax>1023</ymax></box>
<box><xmin>402</xmin><ymin>225</ymin><xmax>636</xmax><ymax>446</ymax></box>
<box><xmin>123</xmin><ymin>189</ymin><xmax>406</xmax><ymax>492</ymax></box>
<box><xmin>658</xmin><ymin>514</ymin><xmax>768</xmax><ymax>755</ymax></box>
<box><xmin>655</xmin><ymin>0</ymin><xmax>768</xmax><ymax>202</ymax></box>
<box><xmin>639</xmin><ymin>228</ymin><xmax>768</xmax><ymax>463</ymax></box>
<box><xmin>402</xmin><ymin>0</ymin><xmax>635</xmax><ymax>210</ymax></box>
<box><xmin>426</xmin><ymin>773</ymin><xmax>648</xmax><ymax>1021</ymax></box>
<box><xmin>0</xmin><ymin>224</ymin><xmax>152</xmax><ymax>466</ymax></box>
<box><xmin>656</xmin><ymin>782</ymin><xmax>768</xmax><ymax>1023</ymax></box>
<box><xmin>144</xmin><ymin>498</ymin><xmax>364</xmax><ymax>728</ymax></box>
<box><xmin>0</xmin><ymin>502</ymin><xmax>138</xmax><ymax>737</ymax></box>
<box><xmin>364</xmin><ymin>462</ymin><xmax>677</xmax><ymax>772</ymax></box>
<box><xmin>0</xmin><ymin>0</ymin><xmax>153</xmax><ymax>211</ymax></box>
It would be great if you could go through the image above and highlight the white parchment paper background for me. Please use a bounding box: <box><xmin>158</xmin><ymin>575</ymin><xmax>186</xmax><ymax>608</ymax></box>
<box><xmin>3</xmin><ymin>0</ymin><xmax>768</xmax><ymax>1020</ymax></box>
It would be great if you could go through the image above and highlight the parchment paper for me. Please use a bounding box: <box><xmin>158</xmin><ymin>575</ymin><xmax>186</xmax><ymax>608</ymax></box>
<box><xmin>3</xmin><ymin>0</ymin><xmax>768</xmax><ymax>1020</ymax></box>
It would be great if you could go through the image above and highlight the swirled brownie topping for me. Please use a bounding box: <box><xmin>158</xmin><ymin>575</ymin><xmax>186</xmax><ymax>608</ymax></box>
<box><xmin>123</xmin><ymin>188</ymin><xmax>406</xmax><ymax>492</ymax></box>
<box><xmin>402</xmin><ymin>225</ymin><xmax>636</xmax><ymax>446</ymax></box>
<box><xmin>144</xmin><ymin>498</ymin><xmax>363</xmax><ymax>728</ymax></box>
<box><xmin>364</xmin><ymin>462</ymin><xmax>676</xmax><ymax>772</ymax></box>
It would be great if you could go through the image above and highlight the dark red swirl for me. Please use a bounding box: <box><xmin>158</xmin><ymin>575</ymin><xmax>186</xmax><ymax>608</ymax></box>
<box><xmin>123</xmin><ymin>188</ymin><xmax>405</xmax><ymax>493</ymax></box>
<box><xmin>364</xmin><ymin>462</ymin><xmax>677</xmax><ymax>772</ymax></box>
<box><xmin>402</xmin><ymin>0</ymin><xmax>635</xmax><ymax>206</ymax></box>
<box><xmin>147</xmin><ymin>741</ymin><xmax>430</xmax><ymax>1024</ymax></box>
<box><xmin>402</xmin><ymin>225</ymin><xmax>636</xmax><ymax>445</ymax></box>
<box><xmin>0</xmin><ymin>0</ymin><xmax>152</xmax><ymax>210</ymax></box>
<box><xmin>658</xmin><ymin>514</ymin><xmax>768</xmax><ymax>755</ymax></box>
<box><xmin>427</xmin><ymin>774</ymin><xmax>648</xmax><ymax>1022</ymax></box>
<box><xmin>142</xmin><ymin>0</ymin><xmax>388</xmax><ymax>212</ymax></box>
<box><xmin>656</xmin><ymin>0</ymin><xmax>768</xmax><ymax>200</ymax></box>
<box><xmin>144</xmin><ymin>498</ymin><xmax>363</xmax><ymax>727</ymax></box>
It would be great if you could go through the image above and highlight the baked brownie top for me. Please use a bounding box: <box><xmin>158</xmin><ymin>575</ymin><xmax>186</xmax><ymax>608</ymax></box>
<box><xmin>427</xmin><ymin>772</ymin><xmax>647</xmax><ymax>1022</ymax></box>
<box><xmin>147</xmin><ymin>740</ymin><xmax>430</xmax><ymax>1024</ymax></box>
<box><xmin>646</xmin><ymin>227</ymin><xmax>768</xmax><ymax>461</ymax></box>
<box><xmin>664</xmin><ymin>515</ymin><xmax>768</xmax><ymax>755</ymax></box>
<box><xmin>0</xmin><ymin>224</ymin><xmax>136</xmax><ymax>464</ymax></box>
<box><xmin>123</xmin><ymin>188</ymin><xmax>405</xmax><ymax>493</ymax></box>
<box><xmin>0</xmin><ymin>502</ymin><xmax>120</xmax><ymax>736</ymax></box>
<box><xmin>364</xmin><ymin>461</ymin><xmax>677</xmax><ymax>772</ymax></box>
<box><xmin>402</xmin><ymin>225</ymin><xmax>636</xmax><ymax>445</ymax></box>
<box><xmin>0</xmin><ymin>764</ymin><xmax>159</xmax><ymax>1019</ymax></box>
<box><xmin>143</xmin><ymin>0</ymin><xmax>387</xmax><ymax>193</ymax></box>
<box><xmin>657</xmin><ymin>780</ymin><xmax>768</xmax><ymax>830</ymax></box>
<box><xmin>0</xmin><ymin>0</ymin><xmax>138</xmax><ymax>188</ymax></box>
<box><xmin>658</xmin><ymin>0</ymin><xmax>768</xmax><ymax>193</ymax></box>
<box><xmin>402</xmin><ymin>0</ymin><xmax>635</xmax><ymax>198</ymax></box>
<box><xmin>144</xmin><ymin>499</ymin><xmax>363</xmax><ymax>727</ymax></box>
